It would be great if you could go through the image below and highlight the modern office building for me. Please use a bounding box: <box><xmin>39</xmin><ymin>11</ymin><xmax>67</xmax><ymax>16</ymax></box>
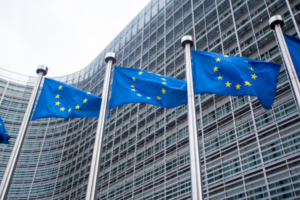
<box><xmin>0</xmin><ymin>0</ymin><xmax>300</xmax><ymax>199</ymax></box>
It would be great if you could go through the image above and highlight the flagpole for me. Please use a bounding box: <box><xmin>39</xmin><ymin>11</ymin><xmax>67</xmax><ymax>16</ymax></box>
<box><xmin>269</xmin><ymin>15</ymin><xmax>300</xmax><ymax>109</ymax></box>
<box><xmin>181</xmin><ymin>35</ymin><xmax>203</xmax><ymax>200</ymax></box>
<box><xmin>284</xmin><ymin>0</ymin><xmax>300</xmax><ymax>38</ymax></box>
<box><xmin>0</xmin><ymin>65</ymin><xmax>48</xmax><ymax>200</ymax></box>
<box><xmin>85</xmin><ymin>52</ymin><xmax>116</xmax><ymax>200</ymax></box>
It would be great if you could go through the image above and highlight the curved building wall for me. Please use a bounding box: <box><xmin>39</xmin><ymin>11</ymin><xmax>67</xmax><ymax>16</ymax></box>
<box><xmin>1</xmin><ymin>0</ymin><xmax>300</xmax><ymax>199</ymax></box>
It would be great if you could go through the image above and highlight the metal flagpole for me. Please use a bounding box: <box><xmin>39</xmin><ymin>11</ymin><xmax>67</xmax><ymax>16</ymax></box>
<box><xmin>269</xmin><ymin>15</ymin><xmax>300</xmax><ymax>109</ymax></box>
<box><xmin>85</xmin><ymin>52</ymin><xmax>116</xmax><ymax>200</ymax></box>
<box><xmin>0</xmin><ymin>65</ymin><xmax>48</xmax><ymax>200</ymax></box>
<box><xmin>284</xmin><ymin>0</ymin><xmax>300</xmax><ymax>38</ymax></box>
<box><xmin>181</xmin><ymin>35</ymin><xmax>203</xmax><ymax>200</ymax></box>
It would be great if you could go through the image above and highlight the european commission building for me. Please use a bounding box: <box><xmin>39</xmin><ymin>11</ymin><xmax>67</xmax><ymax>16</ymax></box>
<box><xmin>1</xmin><ymin>0</ymin><xmax>300</xmax><ymax>199</ymax></box>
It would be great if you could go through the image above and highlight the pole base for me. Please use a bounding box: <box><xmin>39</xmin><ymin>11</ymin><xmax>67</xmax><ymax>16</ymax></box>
<box><xmin>105</xmin><ymin>52</ymin><xmax>116</xmax><ymax>64</ymax></box>
<box><xmin>181</xmin><ymin>35</ymin><xmax>194</xmax><ymax>48</ymax></box>
<box><xmin>269</xmin><ymin>15</ymin><xmax>284</xmax><ymax>30</ymax></box>
<box><xmin>36</xmin><ymin>65</ymin><xmax>48</xmax><ymax>76</ymax></box>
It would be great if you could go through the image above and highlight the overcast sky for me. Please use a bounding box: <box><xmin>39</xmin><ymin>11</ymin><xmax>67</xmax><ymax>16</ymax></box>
<box><xmin>0</xmin><ymin>0</ymin><xmax>150</xmax><ymax>77</ymax></box>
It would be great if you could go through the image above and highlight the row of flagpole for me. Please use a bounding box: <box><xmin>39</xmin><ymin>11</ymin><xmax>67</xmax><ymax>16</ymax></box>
<box><xmin>181</xmin><ymin>36</ymin><xmax>203</xmax><ymax>200</ymax></box>
<box><xmin>0</xmin><ymin>66</ymin><xmax>48</xmax><ymax>200</ymax></box>
<box><xmin>85</xmin><ymin>53</ymin><xmax>116</xmax><ymax>199</ymax></box>
<box><xmin>269</xmin><ymin>15</ymin><xmax>300</xmax><ymax>109</ymax></box>
<box><xmin>0</xmin><ymin>15</ymin><xmax>299</xmax><ymax>200</ymax></box>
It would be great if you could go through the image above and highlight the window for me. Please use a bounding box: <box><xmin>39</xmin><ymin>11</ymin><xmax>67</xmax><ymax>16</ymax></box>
<box><xmin>216</xmin><ymin>102</ymin><xmax>231</xmax><ymax>118</ymax></box>
<box><xmin>166</xmin><ymin>133</ymin><xmax>177</xmax><ymax>146</ymax></box>
<box><xmin>178</xmin><ymin>126</ymin><xmax>188</xmax><ymax>139</ymax></box>
<box><xmin>203</xmin><ymin>111</ymin><xmax>215</xmax><ymax>126</ymax></box>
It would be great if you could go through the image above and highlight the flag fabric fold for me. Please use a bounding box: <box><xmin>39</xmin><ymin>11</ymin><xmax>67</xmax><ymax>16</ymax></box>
<box><xmin>284</xmin><ymin>33</ymin><xmax>300</xmax><ymax>78</ymax></box>
<box><xmin>32</xmin><ymin>78</ymin><xmax>102</xmax><ymax>120</ymax></box>
<box><xmin>192</xmin><ymin>50</ymin><xmax>281</xmax><ymax>110</ymax></box>
<box><xmin>109</xmin><ymin>66</ymin><xmax>188</xmax><ymax>109</ymax></box>
<box><xmin>0</xmin><ymin>116</ymin><xmax>10</xmax><ymax>144</ymax></box>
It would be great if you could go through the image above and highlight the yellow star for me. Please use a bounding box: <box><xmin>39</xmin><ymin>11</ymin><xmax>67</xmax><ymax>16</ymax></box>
<box><xmin>87</xmin><ymin>92</ymin><xmax>91</xmax><ymax>95</ymax></box>
<box><xmin>83</xmin><ymin>98</ymin><xmax>88</xmax><ymax>103</ymax></box>
<box><xmin>225</xmin><ymin>81</ymin><xmax>231</xmax><ymax>87</ymax></box>
<box><xmin>0</xmin><ymin>124</ymin><xmax>1</xmax><ymax>126</ymax></box>
<box><xmin>224</xmin><ymin>55</ymin><xmax>228</xmax><ymax>57</ymax></box>
<box><xmin>236</xmin><ymin>83</ymin><xmax>241</xmax><ymax>89</ymax></box>
<box><xmin>156</xmin><ymin>74</ymin><xmax>161</xmax><ymax>76</ymax></box>
<box><xmin>130</xmin><ymin>85</ymin><xmax>135</xmax><ymax>88</ymax></box>
<box><xmin>59</xmin><ymin>85</ymin><xmax>63</xmax><ymax>90</ymax></box>
<box><xmin>60</xmin><ymin>107</ymin><xmax>65</xmax><ymax>111</ymax></box>
<box><xmin>132</xmin><ymin>77</ymin><xmax>136</xmax><ymax>81</ymax></box>
<box><xmin>216</xmin><ymin>58</ymin><xmax>221</xmax><ymax>62</ymax></box>
<box><xmin>56</xmin><ymin>94</ymin><xmax>60</xmax><ymax>98</ymax></box>
<box><xmin>131</xmin><ymin>89</ymin><xmax>136</xmax><ymax>91</ymax></box>
<box><xmin>75</xmin><ymin>105</ymin><xmax>80</xmax><ymax>110</ymax></box>
<box><xmin>251</xmin><ymin>74</ymin><xmax>257</xmax><ymax>80</ymax></box>
<box><xmin>218</xmin><ymin>75</ymin><xmax>223</xmax><ymax>80</ymax></box>
<box><xmin>162</xmin><ymin>82</ymin><xmax>167</xmax><ymax>85</ymax></box>
<box><xmin>162</xmin><ymin>89</ymin><xmax>166</xmax><ymax>94</ymax></box>
<box><xmin>245</xmin><ymin>81</ymin><xmax>252</xmax><ymax>86</ymax></box>
<box><xmin>157</xmin><ymin>96</ymin><xmax>161</xmax><ymax>100</ymax></box>
<box><xmin>147</xmin><ymin>97</ymin><xmax>151</xmax><ymax>99</ymax></box>
<box><xmin>244</xmin><ymin>60</ymin><xmax>248</xmax><ymax>63</ymax></box>
<box><xmin>139</xmin><ymin>71</ymin><xmax>143</xmax><ymax>75</ymax></box>
<box><xmin>68</xmin><ymin>108</ymin><xmax>71</xmax><ymax>113</ymax></box>
<box><xmin>249</xmin><ymin>67</ymin><xmax>254</xmax><ymax>71</ymax></box>
<box><xmin>55</xmin><ymin>101</ymin><xmax>61</xmax><ymax>106</ymax></box>
<box><xmin>162</xmin><ymin>78</ymin><xmax>166</xmax><ymax>81</ymax></box>
<box><xmin>213</xmin><ymin>66</ymin><xmax>218</xmax><ymax>72</ymax></box>
<box><xmin>137</xmin><ymin>94</ymin><xmax>141</xmax><ymax>96</ymax></box>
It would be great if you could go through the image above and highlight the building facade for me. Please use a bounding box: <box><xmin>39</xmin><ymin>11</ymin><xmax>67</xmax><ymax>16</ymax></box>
<box><xmin>0</xmin><ymin>0</ymin><xmax>300</xmax><ymax>199</ymax></box>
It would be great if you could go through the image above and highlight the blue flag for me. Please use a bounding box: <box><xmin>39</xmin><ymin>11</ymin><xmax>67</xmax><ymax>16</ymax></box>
<box><xmin>0</xmin><ymin>117</ymin><xmax>10</xmax><ymax>144</ymax></box>
<box><xmin>192</xmin><ymin>51</ymin><xmax>281</xmax><ymax>110</ymax></box>
<box><xmin>109</xmin><ymin>66</ymin><xmax>187</xmax><ymax>109</ymax></box>
<box><xmin>32</xmin><ymin>78</ymin><xmax>102</xmax><ymax>120</ymax></box>
<box><xmin>284</xmin><ymin>33</ymin><xmax>300</xmax><ymax>78</ymax></box>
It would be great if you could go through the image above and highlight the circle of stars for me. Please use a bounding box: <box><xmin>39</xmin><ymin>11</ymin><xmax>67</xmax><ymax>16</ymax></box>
<box><xmin>213</xmin><ymin>55</ymin><xmax>257</xmax><ymax>90</ymax></box>
<box><xmin>130</xmin><ymin>70</ymin><xmax>168</xmax><ymax>101</ymax></box>
<box><xmin>55</xmin><ymin>84</ymin><xmax>92</xmax><ymax>114</ymax></box>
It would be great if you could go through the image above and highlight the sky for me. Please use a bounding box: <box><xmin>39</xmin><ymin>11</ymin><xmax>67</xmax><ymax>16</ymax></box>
<box><xmin>0</xmin><ymin>0</ymin><xmax>150</xmax><ymax>78</ymax></box>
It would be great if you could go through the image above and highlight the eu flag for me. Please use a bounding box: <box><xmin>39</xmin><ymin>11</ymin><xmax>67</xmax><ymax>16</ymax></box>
<box><xmin>192</xmin><ymin>51</ymin><xmax>281</xmax><ymax>109</ymax></box>
<box><xmin>0</xmin><ymin>116</ymin><xmax>10</xmax><ymax>144</ymax></box>
<box><xmin>32</xmin><ymin>78</ymin><xmax>102</xmax><ymax>120</ymax></box>
<box><xmin>109</xmin><ymin>66</ymin><xmax>187</xmax><ymax>109</ymax></box>
<box><xmin>284</xmin><ymin>33</ymin><xmax>300</xmax><ymax>78</ymax></box>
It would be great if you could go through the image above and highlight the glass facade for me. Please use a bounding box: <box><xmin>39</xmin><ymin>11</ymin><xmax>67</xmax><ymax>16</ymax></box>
<box><xmin>0</xmin><ymin>0</ymin><xmax>300</xmax><ymax>199</ymax></box>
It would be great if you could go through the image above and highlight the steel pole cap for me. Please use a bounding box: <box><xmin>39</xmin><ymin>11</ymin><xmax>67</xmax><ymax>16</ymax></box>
<box><xmin>36</xmin><ymin>65</ymin><xmax>48</xmax><ymax>76</ymax></box>
<box><xmin>181</xmin><ymin>35</ymin><xmax>193</xmax><ymax>48</ymax></box>
<box><xmin>105</xmin><ymin>52</ymin><xmax>116</xmax><ymax>64</ymax></box>
<box><xmin>269</xmin><ymin>15</ymin><xmax>284</xmax><ymax>30</ymax></box>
